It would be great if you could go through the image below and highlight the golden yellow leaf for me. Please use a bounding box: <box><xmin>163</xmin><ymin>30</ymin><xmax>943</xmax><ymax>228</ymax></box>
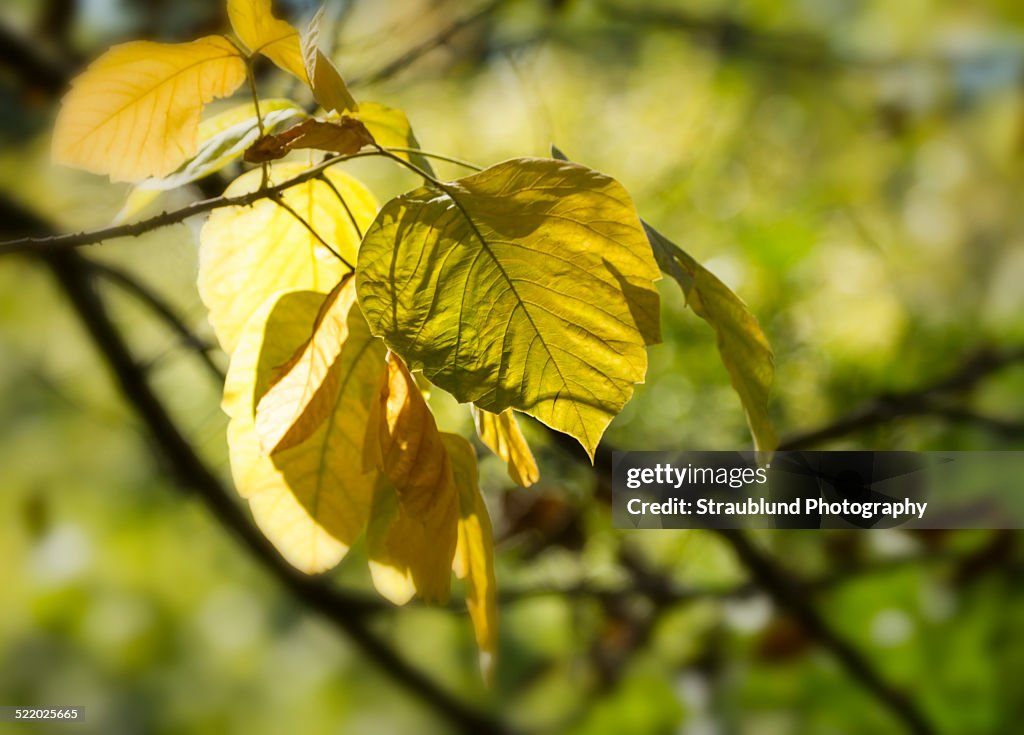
<box><xmin>224</xmin><ymin>289</ymin><xmax>385</xmax><ymax>573</ymax></box>
<box><xmin>52</xmin><ymin>36</ymin><xmax>246</xmax><ymax>182</ymax></box>
<box><xmin>473</xmin><ymin>407</ymin><xmax>539</xmax><ymax>487</ymax></box>
<box><xmin>255</xmin><ymin>276</ymin><xmax>357</xmax><ymax>453</ymax></box>
<box><xmin>443</xmin><ymin>433</ymin><xmax>498</xmax><ymax>682</ymax></box>
<box><xmin>114</xmin><ymin>99</ymin><xmax>304</xmax><ymax>223</ymax></box>
<box><xmin>350</xmin><ymin>102</ymin><xmax>435</xmax><ymax>177</ymax></box>
<box><xmin>228</xmin><ymin>0</ymin><xmax>306</xmax><ymax>80</ymax></box>
<box><xmin>364</xmin><ymin>354</ymin><xmax>459</xmax><ymax>604</ymax></box>
<box><xmin>198</xmin><ymin>161</ymin><xmax>377</xmax><ymax>353</ymax></box>
<box><xmin>301</xmin><ymin>9</ymin><xmax>358</xmax><ymax>113</ymax></box>
<box><xmin>229</xmin><ymin>0</ymin><xmax>356</xmax><ymax>113</ymax></box>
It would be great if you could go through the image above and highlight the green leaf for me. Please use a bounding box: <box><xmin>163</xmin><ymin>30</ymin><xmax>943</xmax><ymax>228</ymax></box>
<box><xmin>356</xmin><ymin>157</ymin><xmax>661</xmax><ymax>459</ymax></box>
<box><xmin>644</xmin><ymin>222</ymin><xmax>778</xmax><ymax>452</ymax></box>
<box><xmin>552</xmin><ymin>145</ymin><xmax>776</xmax><ymax>452</ymax></box>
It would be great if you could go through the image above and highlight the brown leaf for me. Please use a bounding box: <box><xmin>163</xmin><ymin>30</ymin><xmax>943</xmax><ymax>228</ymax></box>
<box><xmin>244</xmin><ymin>117</ymin><xmax>375</xmax><ymax>163</ymax></box>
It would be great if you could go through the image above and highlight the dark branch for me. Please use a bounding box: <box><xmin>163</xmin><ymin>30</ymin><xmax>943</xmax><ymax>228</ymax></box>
<box><xmin>0</xmin><ymin>150</ymin><xmax>379</xmax><ymax>257</ymax></box>
<box><xmin>779</xmin><ymin>346</ymin><xmax>1024</xmax><ymax>449</ymax></box>
<box><xmin>84</xmin><ymin>259</ymin><xmax>225</xmax><ymax>383</ymax></box>
<box><xmin>0</xmin><ymin>196</ymin><xmax>509</xmax><ymax>735</ymax></box>
<box><xmin>348</xmin><ymin>0</ymin><xmax>505</xmax><ymax>87</ymax></box>
<box><xmin>714</xmin><ymin>529</ymin><xmax>934</xmax><ymax>734</ymax></box>
<box><xmin>42</xmin><ymin>248</ymin><xmax>510</xmax><ymax>735</ymax></box>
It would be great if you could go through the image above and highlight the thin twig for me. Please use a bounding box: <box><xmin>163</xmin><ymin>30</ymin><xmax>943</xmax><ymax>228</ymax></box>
<box><xmin>779</xmin><ymin>346</ymin><xmax>1024</xmax><ymax>449</ymax></box>
<box><xmin>272</xmin><ymin>193</ymin><xmax>354</xmax><ymax>269</ymax></box>
<box><xmin>348</xmin><ymin>0</ymin><xmax>506</xmax><ymax>88</ymax></box>
<box><xmin>318</xmin><ymin>174</ymin><xmax>364</xmax><ymax>240</ymax></box>
<box><xmin>0</xmin><ymin>150</ymin><xmax>381</xmax><ymax>257</ymax></box>
<box><xmin>85</xmin><ymin>259</ymin><xmax>225</xmax><ymax>382</ymax></box>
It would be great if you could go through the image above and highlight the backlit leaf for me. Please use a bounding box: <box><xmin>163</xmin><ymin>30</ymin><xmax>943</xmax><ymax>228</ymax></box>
<box><xmin>644</xmin><ymin>222</ymin><xmax>778</xmax><ymax>452</ymax></box>
<box><xmin>473</xmin><ymin>407</ymin><xmax>539</xmax><ymax>487</ymax></box>
<box><xmin>357</xmin><ymin>157</ymin><xmax>661</xmax><ymax>459</ymax></box>
<box><xmin>443</xmin><ymin>433</ymin><xmax>498</xmax><ymax>682</ymax></box>
<box><xmin>223</xmin><ymin>289</ymin><xmax>384</xmax><ymax>573</ymax></box>
<box><xmin>301</xmin><ymin>8</ymin><xmax>358</xmax><ymax>113</ymax></box>
<box><xmin>115</xmin><ymin>100</ymin><xmax>305</xmax><ymax>222</ymax></box>
<box><xmin>199</xmin><ymin>161</ymin><xmax>377</xmax><ymax>353</ymax></box>
<box><xmin>255</xmin><ymin>276</ymin><xmax>358</xmax><ymax>453</ymax></box>
<box><xmin>350</xmin><ymin>102</ymin><xmax>436</xmax><ymax>177</ymax></box>
<box><xmin>364</xmin><ymin>353</ymin><xmax>459</xmax><ymax>604</ymax></box>
<box><xmin>551</xmin><ymin>146</ymin><xmax>776</xmax><ymax>452</ymax></box>
<box><xmin>228</xmin><ymin>0</ymin><xmax>306</xmax><ymax>80</ymax></box>
<box><xmin>52</xmin><ymin>37</ymin><xmax>246</xmax><ymax>182</ymax></box>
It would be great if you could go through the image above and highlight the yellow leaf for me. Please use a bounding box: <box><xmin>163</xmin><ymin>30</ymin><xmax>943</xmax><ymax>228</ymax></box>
<box><xmin>301</xmin><ymin>9</ymin><xmax>358</xmax><ymax>113</ymax></box>
<box><xmin>199</xmin><ymin>161</ymin><xmax>377</xmax><ymax>353</ymax></box>
<box><xmin>224</xmin><ymin>289</ymin><xmax>385</xmax><ymax>573</ymax></box>
<box><xmin>473</xmin><ymin>407</ymin><xmax>539</xmax><ymax>487</ymax></box>
<box><xmin>442</xmin><ymin>433</ymin><xmax>498</xmax><ymax>682</ymax></box>
<box><xmin>114</xmin><ymin>99</ymin><xmax>305</xmax><ymax>223</ymax></box>
<box><xmin>52</xmin><ymin>36</ymin><xmax>246</xmax><ymax>182</ymax></box>
<box><xmin>350</xmin><ymin>102</ymin><xmax>435</xmax><ymax>177</ymax></box>
<box><xmin>357</xmin><ymin>157</ymin><xmax>662</xmax><ymax>460</ymax></box>
<box><xmin>229</xmin><ymin>0</ymin><xmax>356</xmax><ymax>113</ymax></box>
<box><xmin>255</xmin><ymin>276</ymin><xmax>358</xmax><ymax>453</ymax></box>
<box><xmin>228</xmin><ymin>0</ymin><xmax>306</xmax><ymax>80</ymax></box>
<box><xmin>644</xmin><ymin>222</ymin><xmax>778</xmax><ymax>452</ymax></box>
<box><xmin>364</xmin><ymin>354</ymin><xmax>459</xmax><ymax>604</ymax></box>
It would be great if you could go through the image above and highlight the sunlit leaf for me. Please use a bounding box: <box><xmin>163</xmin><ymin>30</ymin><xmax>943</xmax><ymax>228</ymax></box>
<box><xmin>644</xmin><ymin>222</ymin><xmax>778</xmax><ymax>452</ymax></box>
<box><xmin>550</xmin><ymin>146</ymin><xmax>776</xmax><ymax>452</ymax></box>
<box><xmin>473</xmin><ymin>407</ymin><xmax>539</xmax><ymax>487</ymax></box>
<box><xmin>115</xmin><ymin>100</ymin><xmax>305</xmax><ymax>222</ymax></box>
<box><xmin>52</xmin><ymin>37</ymin><xmax>246</xmax><ymax>182</ymax></box>
<box><xmin>255</xmin><ymin>276</ymin><xmax>359</xmax><ymax>453</ymax></box>
<box><xmin>199</xmin><ymin>161</ymin><xmax>377</xmax><ymax>353</ymax></box>
<box><xmin>350</xmin><ymin>102</ymin><xmax>436</xmax><ymax>177</ymax></box>
<box><xmin>443</xmin><ymin>432</ymin><xmax>498</xmax><ymax>682</ymax></box>
<box><xmin>223</xmin><ymin>289</ymin><xmax>384</xmax><ymax>573</ymax></box>
<box><xmin>301</xmin><ymin>7</ymin><xmax>358</xmax><ymax>113</ymax></box>
<box><xmin>364</xmin><ymin>353</ymin><xmax>459</xmax><ymax>604</ymax></box>
<box><xmin>228</xmin><ymin>0</ymin><xmax>306</xmax><ymax>80</ymax></box>
<box><xmin>244</xmin><ymin>118</ymin><xmax>373</xmax><ymax>163</ymax></box>
<box><xmin>357</xmin><ymin>158</ymin><xmax>661</xmax><ymax>459</ymax></box>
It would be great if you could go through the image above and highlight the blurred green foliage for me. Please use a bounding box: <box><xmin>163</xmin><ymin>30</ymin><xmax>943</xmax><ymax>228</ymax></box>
<box><xmin>1</xmin><ymin>0</ymin><xmax>1023</xmax><ymax>733</ymax></box>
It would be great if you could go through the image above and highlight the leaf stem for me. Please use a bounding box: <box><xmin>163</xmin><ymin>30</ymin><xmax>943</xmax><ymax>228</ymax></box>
<box><xmin>244</xmin><ymin>58</ymin><xmax>270</xmax><ymax>189</ymax></box>
<box><xmin>318</xmin><ymin>173</ymin><xmax>364</xmax><ymax>240</ymax></box>
<box><xmin>272</xmin><ymin>194</ymin><xmax>355</xmax><ymax>270</ymax></box>
<box><xmin>385</xmin><ymin>147</ymin><xmax>484</xmax><ymax>172</ymax></box>
<box><xmin>373</xmin><ymin>145</ymin><xmax>449</xmax><ymax>188</ymax></box>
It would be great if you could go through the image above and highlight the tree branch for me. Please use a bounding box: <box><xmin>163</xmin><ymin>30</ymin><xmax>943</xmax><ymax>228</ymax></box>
<box><xmin>43</xmin><ymin>248</ymin><xmax>510</xmax><ymax>735</ymax></box>
<box><xmin>0</xmin><ymin>195</ymin><xmax>509</xmax><ymax>735</ymax></box>
<box><xmin>348</xmin><ymin>0</ymin><xmax>506</xmax><ymax>88</ymax></box>
<box><xmin>714</xmin><ymin>529</ymin><xmax>934</xmax><ymax>734</ymax></box>
<box><xmin>84</xmin><ymin>258</ymin><xmax>225</xmax><ymax>383</ymax></box>
<box><xmin>779</xmin><ymin>346</ymin><xmax>1024</xmax><ymax>449</ymax></box>
<box><xmin>0</xmin><ymin>149</ymin><xmax>380</xmax><ymax>257</ymax></box>
<box><xmin>549</xmin><ymin>432</ymin><xmax>937</xmax><ymax>734</ymax></box>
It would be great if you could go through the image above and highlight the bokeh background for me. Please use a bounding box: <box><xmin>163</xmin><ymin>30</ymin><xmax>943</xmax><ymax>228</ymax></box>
<box><xmin>2</xmin><ymin>0</ymin><xmax>1024</xmax><ymax>732</ymax></box>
